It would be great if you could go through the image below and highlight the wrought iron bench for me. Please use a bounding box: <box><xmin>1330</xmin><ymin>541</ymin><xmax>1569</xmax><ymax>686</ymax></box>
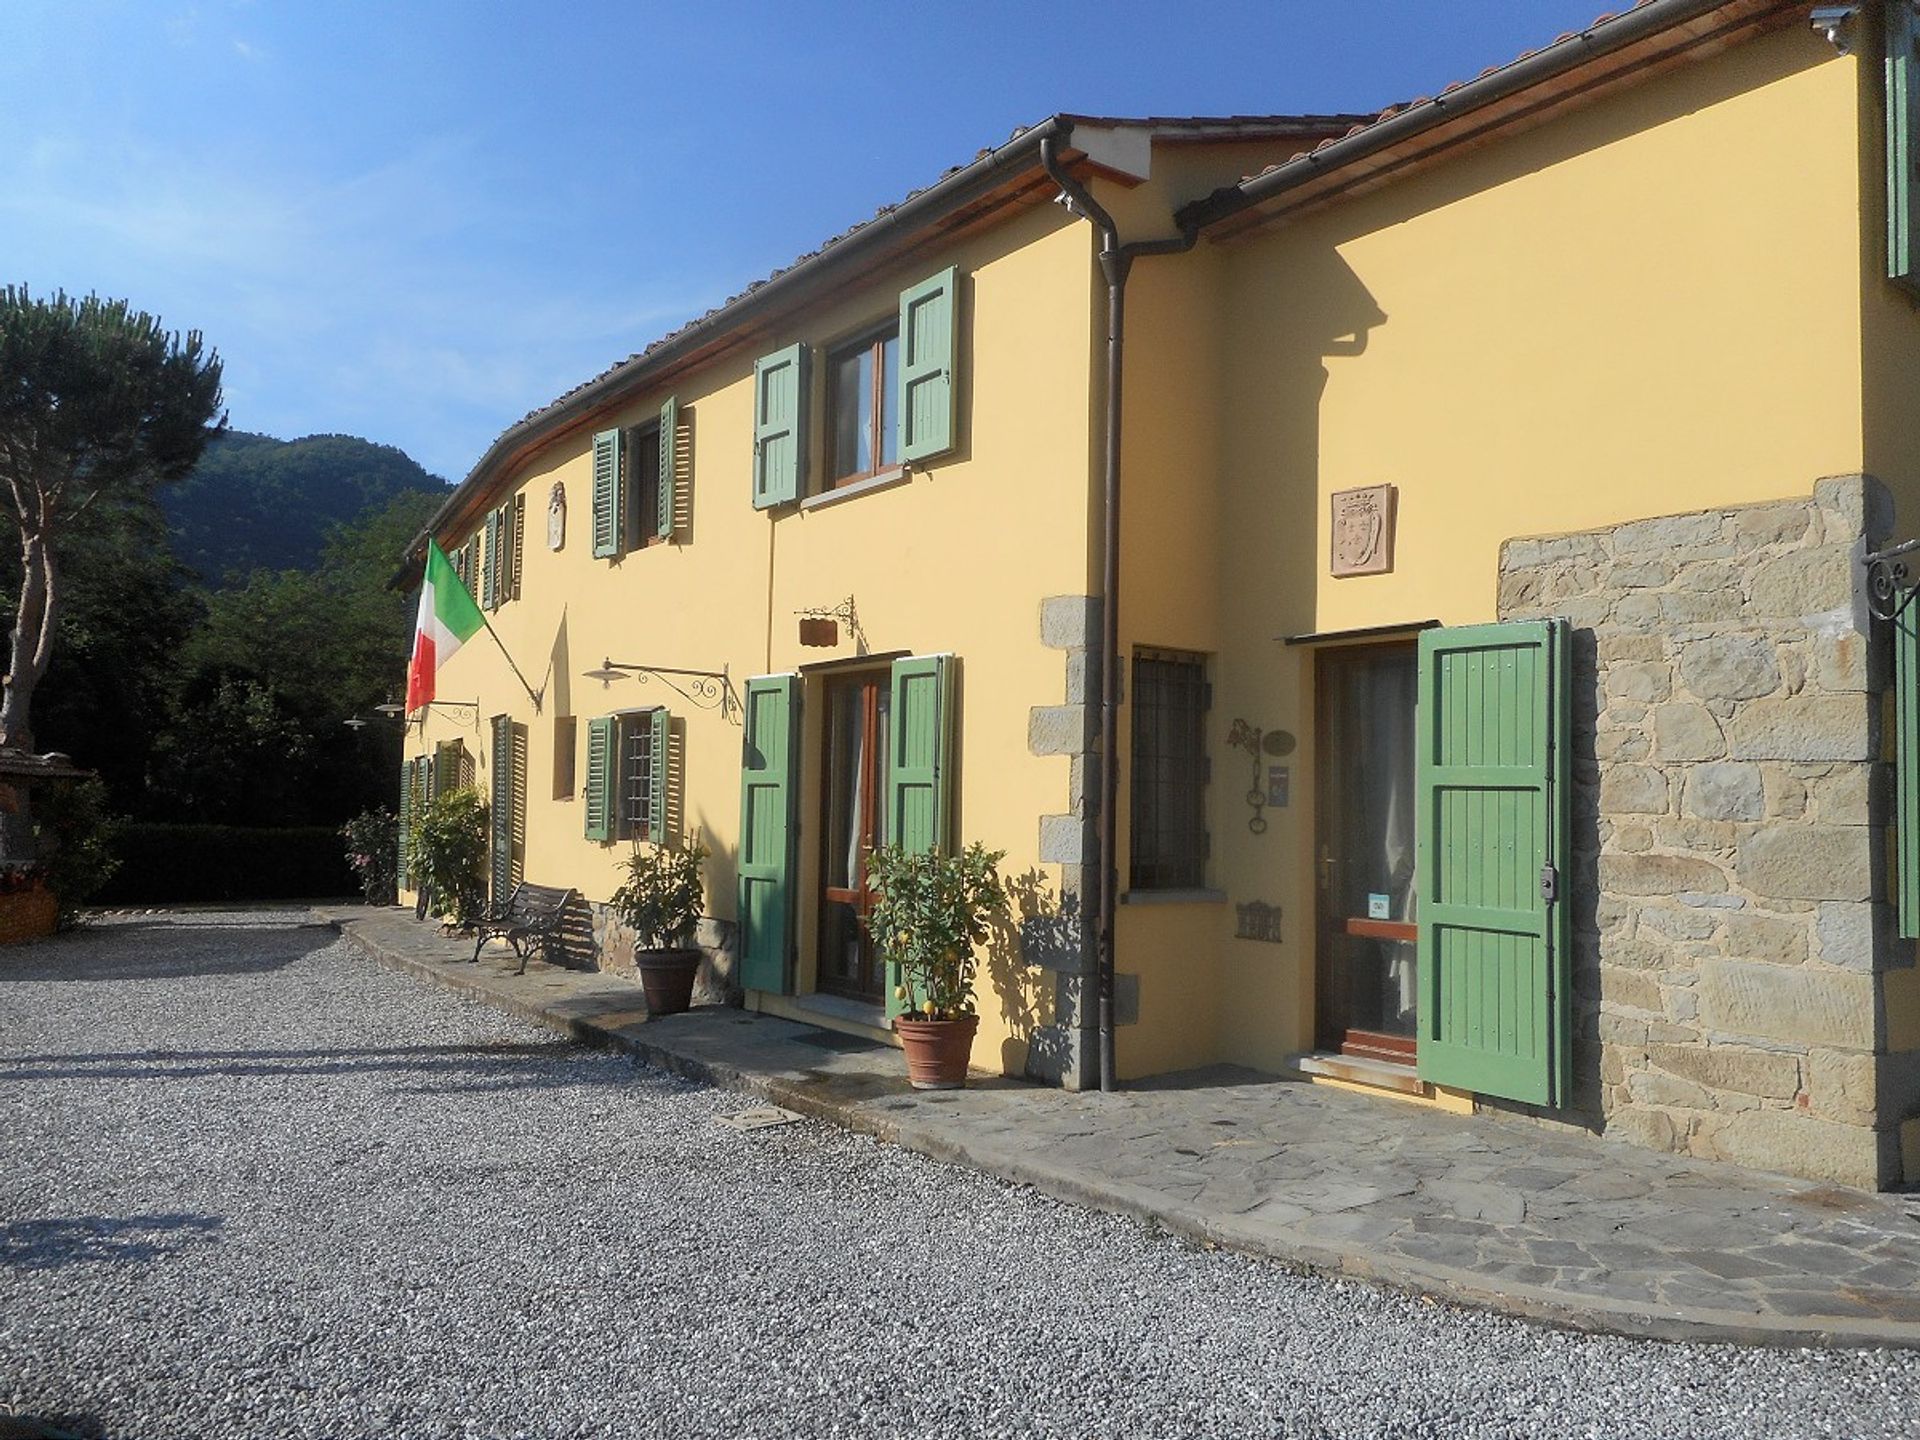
<box><xmin>470</xmin><ymin>882</ymin><xmax>577</xmax><ymax>974</ymax></box>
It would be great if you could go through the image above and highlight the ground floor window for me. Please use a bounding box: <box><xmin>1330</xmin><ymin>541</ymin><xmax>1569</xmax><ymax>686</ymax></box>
<box><xmin>1129</xmin><ymin>648</ymin><xmax>1210</xmax><ymax>890</ymax></box>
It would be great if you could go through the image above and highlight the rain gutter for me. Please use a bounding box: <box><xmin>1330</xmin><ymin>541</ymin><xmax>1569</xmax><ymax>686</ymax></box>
<box><xmin>1041</xmin><ymin>126</ymin><xmax>1199</xmax><ymax>1095</ymax></box>
<box><xmin>396</xmin><ymin>117</ymin><xmax>1077</xmax><ymax>584</ymax></box>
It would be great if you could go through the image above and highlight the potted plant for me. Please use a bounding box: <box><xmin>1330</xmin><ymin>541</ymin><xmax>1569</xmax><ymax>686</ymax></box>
<box><xmin>610</xmin><ymin>834</ymin><xmax>711</xmax><ymax>1016</ymax></box>
<box><xmin>864</xmin><ymin>840</ymin><xmax>1008</xmax><ymax>1089</ymax></box>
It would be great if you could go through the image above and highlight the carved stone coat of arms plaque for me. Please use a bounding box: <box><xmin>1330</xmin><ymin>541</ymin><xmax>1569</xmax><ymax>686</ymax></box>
<box><xmin>1330</xmin><ymin>484</ymin><xmax>1396</xmax><ymax>578</ymax></box>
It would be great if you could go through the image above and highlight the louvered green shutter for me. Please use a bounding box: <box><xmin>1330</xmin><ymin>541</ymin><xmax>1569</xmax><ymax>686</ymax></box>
<box><xmin>396</xmin><ymin>757</ymin><xmax>414</xmax><ymax>890</ymax></box>
<box><xmin>483</xmin><ymin>508</ymin><xmax>501</xmax><ymax>609</ymax></box>
<box><xmin>1415</xmin><ymin>620</ymin><xmax>1571</xmax><ymax>1107</ymax></box>
<box><xmin>584</xmin><ymin>716</ymin><xmax>615</xmax><ymax>841</ymax></box>
<box><xmin>464</xmin><ymin>536</ymin><xmax>481</xmax><ymax>601</ymax></box>
<box><xmin>647</xmin><ymin>707</ymin><xmax>669</xmax><ymax>844</ymax></box>
<box><xmin>897</xmin><ymin>267</ymin><xmax>958</xmax><ymax>463</ymax></box>
<box><xmin>658</xmin><ymin>396</ymin><xmax>679</xmax><ymax>540</ymax></box>
<box><xmin>1892</xmin><ymin>1</ymin><xmax>1920</xmax><ymax>290</ymax></box>
<box><xmin>490</xmin><ymin>714</ymin><xmax>514</xmax><ymax>905</ymax></box>
<box><xmin>592</xmin><ymin>429</ymin><xmax>623</xmax><ymax>558</ymax></box>
<box><xmin>752</xmin><ymin>344</ymin><xmax>807</xmax><ymax>508</ymax></box>
<box><xmin>1897</xmin><ymin>597</ymin><xmax>1920</xmax><ymax>938</ymax></box>
<box><xmin>738</xmin><ymin>675</ymin><xmax>800</xmax><ymax>993</ymax></box>
<box><xmin>886</xmin><ymin>655</ymin><xmax>954</xmax><ymax>1019</ymax></box>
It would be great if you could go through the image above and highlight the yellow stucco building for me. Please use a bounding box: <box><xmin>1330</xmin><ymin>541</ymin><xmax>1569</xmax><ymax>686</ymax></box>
<box><xmin>402</xmin><ymin>0</ymin><xmax>1920</xmax><ymax>1190</ymax></box>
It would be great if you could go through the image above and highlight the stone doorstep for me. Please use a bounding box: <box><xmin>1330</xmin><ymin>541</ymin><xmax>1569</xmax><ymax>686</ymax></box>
<box><xmin>322</xmin><ymin>908</ymin><xmax>1920</xmax><ymax>1352</ymax></box>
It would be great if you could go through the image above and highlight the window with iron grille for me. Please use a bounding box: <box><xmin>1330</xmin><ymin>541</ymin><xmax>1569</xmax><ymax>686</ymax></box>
<box><xmin>1129</xmin><ymin>648</ymin><xmax>1210</xmax><ymax>890</ymax></box>
<box><xmin>618</xmin><ymin>712</ymin><xmax>653</xmax><ymax>840</ymax></box>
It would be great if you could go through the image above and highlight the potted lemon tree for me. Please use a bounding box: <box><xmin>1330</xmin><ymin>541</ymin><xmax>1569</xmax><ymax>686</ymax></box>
<box><xmin>610</xmin><ymin>834</ymin><xmax>710</xmax><ymax>1016</ymax></box>
<box><xmin>865</xmin><ymin>840</ymin><xmax>1008</xmax><ymax>1089</ymax></box>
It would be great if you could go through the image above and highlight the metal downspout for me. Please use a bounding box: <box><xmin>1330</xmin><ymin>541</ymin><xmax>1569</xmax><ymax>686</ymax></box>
<box><xmin>1041</xmin><ymin>130</ymin><xmax>1196</xmax><ymax>1093</ymax></box>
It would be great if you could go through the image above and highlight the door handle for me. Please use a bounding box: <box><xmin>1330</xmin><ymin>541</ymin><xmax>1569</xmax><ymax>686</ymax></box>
<box><xmin>1317</xmin><ymin>845</ymin><xmax>1336</xmax><ymax>893</ymax></box>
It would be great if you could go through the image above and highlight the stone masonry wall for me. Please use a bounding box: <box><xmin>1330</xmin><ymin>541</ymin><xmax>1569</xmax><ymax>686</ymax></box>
<box><xmin>1497</xmin><ymin>476</ymin><xmax>1910</xmax><ymax>1189</ymax></box>
<box><xmin>587</xmin><ymin>904</ymin><xmax>738</xmax><ymax>1008</ymax></box>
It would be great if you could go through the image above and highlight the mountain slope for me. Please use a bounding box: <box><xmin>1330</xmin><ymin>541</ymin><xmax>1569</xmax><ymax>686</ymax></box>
<box><xmin>163</xmin><ymin>430</ymin><xmax>450</xmax><ymax>583</ymax></box>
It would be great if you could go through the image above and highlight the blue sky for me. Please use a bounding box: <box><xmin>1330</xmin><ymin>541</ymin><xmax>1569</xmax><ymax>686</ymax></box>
<box><xmin>3</xmin><ymin>0</ymin><xmax>1609</xmax><ymax>483</ymax></box>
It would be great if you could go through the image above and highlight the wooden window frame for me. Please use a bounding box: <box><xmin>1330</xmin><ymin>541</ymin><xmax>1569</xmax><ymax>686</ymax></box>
<box><xmin>824</xmin><ymin>323</ymin><xmax>899</xmax><ymax>491</ymax></box>
<box><xmin>1128</xmin><ymin>648</ymin><xmax>1211</xmax><ymax>892</ymax></box>
<box><xmin>626</xmin><ymin>420</ymin><xmax>666</xmax><ymax>551</ymax></box>
<box><xmin>817</xmin><ymin>668</ymin><xmax>890</xmax><ymax>1003</ymax></box>
<box><xmin>614</xmin><ymin>709</ymin><xmax>657</xmax><ymax>841</ymax></box>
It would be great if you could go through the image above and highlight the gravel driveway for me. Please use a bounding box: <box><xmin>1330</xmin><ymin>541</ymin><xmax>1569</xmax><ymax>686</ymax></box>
<box><xmin>3</xmin><ymin>915</ymin><xmax>1917</xmax><ymax>1439</ymax></box>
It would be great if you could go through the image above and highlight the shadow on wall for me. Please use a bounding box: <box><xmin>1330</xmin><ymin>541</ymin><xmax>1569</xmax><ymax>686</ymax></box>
<box><xmin>989</xmin><ymin>866</ymin><xmax>1055</xmax><ymax>1073</ymax></box>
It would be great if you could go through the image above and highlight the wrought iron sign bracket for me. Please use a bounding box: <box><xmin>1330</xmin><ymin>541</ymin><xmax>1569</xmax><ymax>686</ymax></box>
<box><xmin>585</xmin><ymin>658</ymin><xmax>740</xmax><ymax>723</ymax></box>
<box><xmin>1865</xmin><ymin>537</ymin><xmax>1920</xmax><ymax>623</ymax></box>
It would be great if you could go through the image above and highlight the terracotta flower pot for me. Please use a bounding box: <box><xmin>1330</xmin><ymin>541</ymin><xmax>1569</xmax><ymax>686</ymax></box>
<box><xmin>893</xmin><ymin>1013</ymin><xmax>979</xmax><ymax>1090</ymax></box>
<box><xmin>636</xmin><ymin>947</ymin><xmax>702</xmax><ymax>1016</ymax></box>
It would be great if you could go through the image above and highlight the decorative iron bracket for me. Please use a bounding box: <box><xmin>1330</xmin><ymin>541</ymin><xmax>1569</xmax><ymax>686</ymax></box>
<box><xmin>1865</xmin><ymin>537</ymin><xmax>1920</xmax><ymax>622</ymax></box>
<box><xmin>585</xmin><ymin>658</ymin><xmax>739</xmax><ymax>723</ymax></box>
<box><xmin>795</xmin><ymin>595</ymin><xmax>867</xmax><ymax>652</ymax></box>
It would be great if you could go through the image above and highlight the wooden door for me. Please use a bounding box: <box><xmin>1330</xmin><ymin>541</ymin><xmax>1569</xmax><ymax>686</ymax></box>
<box><xmin>1314</xmin><ymin>642</ymin><xmax>1420</xmax><ymax>1064</ymax></box>
<box><xmin>818</xmin><ymin>671</ymin><xmax>890</xmax><ymax>1002</ymax></box>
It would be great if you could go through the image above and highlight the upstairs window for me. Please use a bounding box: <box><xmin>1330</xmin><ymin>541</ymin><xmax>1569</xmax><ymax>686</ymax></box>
<box><xmin>627</xmin><ymin>419</ymin><xmax>663</xmax><ymax>547</ymax></box>
<box><xmin>827</xmin><ymin>325</ymin><xmax>900</xmax><ymax>486</ymax></box>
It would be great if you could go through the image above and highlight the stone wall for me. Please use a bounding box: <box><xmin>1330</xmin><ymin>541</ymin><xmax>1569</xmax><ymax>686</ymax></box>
<box><xmin>1497</xmin><ymin>476</ymin><xmax>1913</xmax><ymax>1189</ymax></box>
<box><xmin>586</xmin><ymin>903</ymin><xmax>738</xmax><ymax>1008</ymax></box>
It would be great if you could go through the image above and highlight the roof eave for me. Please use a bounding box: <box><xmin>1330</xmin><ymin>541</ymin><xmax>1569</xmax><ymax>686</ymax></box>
<box><xmin>399</xmin><ymin>114</ymin><xmax>1082</xmax><ymax>579</ymax></box>
<box><xmin>1174</xmin><ymin>0</ymin><xmax>1806</xmax><ymax>237</ymax></box>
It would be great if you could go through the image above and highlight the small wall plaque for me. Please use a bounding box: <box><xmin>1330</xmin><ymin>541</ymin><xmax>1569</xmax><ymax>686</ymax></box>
<box><xmin>1267</xmin><ymin>765</ymin><xmax>1290</xmax><ymax>808</ymax></box>
<box><xmin>1235</xmin><ymin>901</ymin><xmax>1284</xmax><ymax>944</ymax></box>
<box><xmin>1330</xmin><ymin>484</ymin><xmax>1396</xmax><ymax>578</ymax></box>
<box><xmin>547</xmin><ymin>482</ymin><xmax>567</xmax><ymax>551</ymax></box>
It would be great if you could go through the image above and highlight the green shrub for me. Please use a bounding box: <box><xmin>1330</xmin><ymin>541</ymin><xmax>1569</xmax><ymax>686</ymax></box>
<box><xmin>34</xmin><ymin>776</ymin><xmax>123</xmax><ymax>927</ymax></box>
<box><xmin>340</xmin><ymin>808</ymin><xmax>398</xmax><ymax>906</ymax></box>
<box><xmin>610</xmin><ymin>834</ymin><xmax>709</xmax><ymax>950</ymax></box>
<box><xmin>864</xmin><ymin>841</ymin><xmax>1008</xmax><ymax>1021</ymax></box>
<box><xmin>412</xmin><ymin>787</ymin><xmax>488</xmax><ymax>928</ymax></box>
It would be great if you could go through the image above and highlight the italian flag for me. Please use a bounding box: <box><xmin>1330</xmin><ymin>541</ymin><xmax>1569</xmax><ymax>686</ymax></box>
<box><xmin>406</xmin><ymin>539</ymin><xmax>485</xmax><ymax>712</ymax></box>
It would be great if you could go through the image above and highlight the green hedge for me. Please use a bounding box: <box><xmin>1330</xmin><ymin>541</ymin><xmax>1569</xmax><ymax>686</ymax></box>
<box><xmin>97</xmin><ymin>824</ymin><xmax>357</xmax><ymax>904</ymax></box>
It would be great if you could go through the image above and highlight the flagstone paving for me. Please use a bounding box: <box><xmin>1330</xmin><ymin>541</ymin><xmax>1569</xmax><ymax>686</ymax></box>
<box><xmin>325</xmin><ymin>905</ymin><xmax>1920</xmax><ymax>1348</ymax></box>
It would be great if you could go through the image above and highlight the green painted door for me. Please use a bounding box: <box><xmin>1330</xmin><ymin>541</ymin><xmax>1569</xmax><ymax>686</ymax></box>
<box><xmin>738</xmin><ymin>675</ymin><xmax>800</xmax><ymax>993</ymax></box>
<box><xmin>1415</xmin><ymin>620</ymin><xmax>1570</xmax><ymax>1107</ymax></box>
<box><xmin>1898</xmin><ymin>596</ymin><xmax>1920</xmax><ymax>939</ymax></box>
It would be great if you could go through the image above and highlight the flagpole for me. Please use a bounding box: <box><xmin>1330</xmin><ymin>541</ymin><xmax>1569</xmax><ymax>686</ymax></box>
<box><xmin>476</xmin><ymin>607</ymin><xmax>543</xmax><ymax>712</ymax></box>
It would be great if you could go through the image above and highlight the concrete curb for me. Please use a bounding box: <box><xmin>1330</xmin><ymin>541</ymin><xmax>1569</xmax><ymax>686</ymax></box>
<box><xmin>327</xmin><ymin>913</ymin><xmax>1920</xmax><ymax>1351</ymax></box>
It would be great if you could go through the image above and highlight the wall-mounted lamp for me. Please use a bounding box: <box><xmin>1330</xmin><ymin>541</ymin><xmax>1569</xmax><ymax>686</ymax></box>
<box><xmin>1811</xmin><ymin>4</ymin><xmax>1860</xmax><ymax>54</ymax></box>
<box><xmin>584</xmin><ymin>658</ymin><xmax>739</xmax><ymax>722</ymax></box>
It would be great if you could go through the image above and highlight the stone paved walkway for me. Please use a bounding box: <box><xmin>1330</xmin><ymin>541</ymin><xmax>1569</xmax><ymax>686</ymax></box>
<box><xmin>322</xmin><ymin>905</ymin><xmax>1920</xmax><ymax>1348</ymax></box>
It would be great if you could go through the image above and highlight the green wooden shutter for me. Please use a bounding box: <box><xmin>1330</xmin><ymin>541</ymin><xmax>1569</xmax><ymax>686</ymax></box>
<box><xmin>752</xmin><ymin>344</ymin><xmax>807</xmax><ymax>508</ymax></box>
<box><xmin>396</xmin><ymin>757</ymin><xmax>414</xmax><ymax>890</ymax></box>
<box><xmin>1897</xmin><ymin>597</ymin><xmax>1920</xmax><ymax>938</ymax></box>
<box><xmin>1415</xmin><ymin>620</ymin><xmax>1571</xmax><ymax>1107</ymax></box>
<box><xmin>658</xmin><ymin>396</ymin><xmax>679</xmax><ymax>540</ymax></box>
<box><xmin>738</xmin><ymin>675</ymin><xmax>800</xmax><ymax>993</ymax></box>
<box><xmin>433</xmin><ymin>740</ymin><xmax>464</xmax><ymax>799</ymax></box>
<box><xmin>464</xmin><ymin>536</ymin><xmax>481</xmax><ymax>601</ymax></box>
<box><xmin>647</xmin><ymin>707</ymin><xmax>669</xmax><ymax>844</ymax></box>
<box><xmin>490</xmin><ymin>714</ymin><xmax>514</xmax><ymax>905</ymax></box>
<box><xmin>483</xmin><ymin>507</ymin><xmax>501</xmax><ymax>609</ymax></box>
<box><xmin>887</xmin><ymin>654</ymin><xmax>952</xmax><ymax>855</ymax></box>
<box><xmin>510</xmin><ymin>494</ymin><xmax>524</xmax><ymax>600</ymax></box>
<box><xmin>592</xmin><ymin>428</ymin><xmax>623</xmax><ymax>558</ymax></box>
<box><xmin>897</xmin><ymin>266</ymin><xmax>958</xmax><ymax>463</ymax></box>
<box><xmin>584</xmin><ymin>716</ymin><xmax>615</xmax><ymax>841</ymax></box>
<box><xmin>886</xmin><ymin>655</ymin><xmax>955</xmax><ymax>1019</ymax></box>
<box><xmin>1891</xmin><ymin>1</ymin><xmax>1920</xmax><ymax>290</ymax></box>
